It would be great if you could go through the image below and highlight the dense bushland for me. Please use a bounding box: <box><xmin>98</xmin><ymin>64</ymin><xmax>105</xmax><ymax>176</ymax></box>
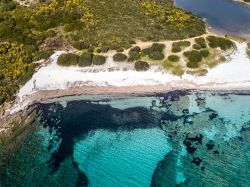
<box><xmin>0</xmin><ymin>0</ymin><xmax>206</xmax><ymax>105</ymax></box>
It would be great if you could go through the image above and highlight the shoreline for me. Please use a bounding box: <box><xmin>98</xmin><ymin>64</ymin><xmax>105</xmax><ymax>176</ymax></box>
<box><xmin>233</xmin><ymin>0</ymin><xmax>250</xmax><ymax>6</ymax></box>
<box><xmin>4</xmin><ymin>39</ymin><xmax>250</xmax><ymax>115</ymax></box>
<box><xmin>23</xmin><ymin>85</ymin><xmax>250</xmax><ymax>104</ymax></box>
<box><xmin>2</xmin><ymin>82</ymin><xmax>250</xmax><ymax>134</ymax></box>
<box><xmin>6</xmin><ymin>83</ymin><xmax>250</xmax><ymax>115</ymax></box>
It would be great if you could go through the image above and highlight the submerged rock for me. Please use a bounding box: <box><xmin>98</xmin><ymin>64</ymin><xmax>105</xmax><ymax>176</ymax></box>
<box><xmin>206</xmin><ymin>140</ymin><xmax>215</xmax><ymax>150</ymax></box>
<box><xmin>191</xmin><ymin>157</ymin><xmax>202</xmax><ymax>166</ymax></box>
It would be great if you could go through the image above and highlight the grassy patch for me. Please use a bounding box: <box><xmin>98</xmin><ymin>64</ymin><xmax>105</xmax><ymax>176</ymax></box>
<box><xmin>198</xmin><ymin>49</ymin><xmax>224</xmax><ymax>68</ymax></box>
<box><xmin>168</xmin><ymin>55</ymin><xmax>179</xmax><ymax>62</ymax></box>
<box><xmin>186</xmin><ymin>69</ymin><xmax>208</xmax><ymax>76</ymax></box>
<box><xmin>163</xmin><ymin>60</ymin><xmax>184</xmax><ymax>76</ymax></box>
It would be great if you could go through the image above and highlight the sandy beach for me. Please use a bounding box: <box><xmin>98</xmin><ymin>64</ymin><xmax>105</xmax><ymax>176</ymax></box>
<box><xmin>5</xmin><ymin>39</ymin><xmax>250</xmax><ymax>115</ymax></box>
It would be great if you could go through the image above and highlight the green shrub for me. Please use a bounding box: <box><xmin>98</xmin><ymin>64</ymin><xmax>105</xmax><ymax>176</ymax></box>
<box><xmin>129</xmin><ymin>46</ymin><xmax>141</xmax><ymax>53</ymax></box>
<box><xmin>200</xmin><ymin>49</ymin><xmax>210</xmax><ymax>57</ymax></box>
<box><xmin>88</xmin><ymin>46</ymin><xmax>95</xmax><ymax>53</ymax></box>
<box><xmin>134</xmin><ymin>61</ymin><xmax>150</xmax><ymax>71</ymax></box>
<box><xmin>92</xmin><ymin>55</ymin><xmax>106</xmax><ymax>65</ymax></box>
<box><xmin>172</xmin><ymin>41</ymin><xmax>191</xmax><ymax>53</ymax></box>
<box><xmin>78</xmin><ymin>52</ymin><xmax>92</xmax><ymax>67</ymax></box>
<box><xmin>187</xmin><ymin>61</ymin><xmax>199</xmax><ymax>68</ymax></box>
<box><xmin>46</xmin><ymin>30</ymin><xmax>57</xmax><ymax>38</ymax></box>
<box><xmin>0</xmin><ymin>14</ymin><xmax>4</xmax><ymax>22</ymax></box>
<box><xmin>1</xmin><ymin>1</ymin><xmax>16</xmax><ymax>11</ymax></box>
<box><xmin>247</xmin><ymin>42</ymin><xmax>250</xmax><ymax>49</ymax></box>
<box><xmin>151</xmin><ymin>43</ymin><xmax>165</xmax><ymax>51</ymax></box>
<box><xmin>195</xmin><ymin>37</ymin><xmax>207</xmax><ymax>48</ymax></box>
<box><xmin>113</xmin><ymin>53</ymin><xmax>127</xmax><ymax>62</ymax></box>
<box><xmin>128</xmin><ymin>46</ymin><xmax>141</xmax><ymax>62</ymax></box>
<box><xmin>57</xmin><ymin>53</ymin><xmax>79</xmax><ymax>66</ymax></box>
<box><xmin>206</xmin><ymin>36</ymin><xmax>234</xmax><ymax>50</ymax></box>
<box><xmin>184</xmin><ymin>50</ymin><xmax>202</xmax><ymax>68</ymax></box>
<box><xmin>116</xmin><ymin>47</ymin><xmax>124</xmax><ymax>52</ymax></box>
<box><xmin>129</xmin><ymin>40</ymin><xmax>136</xmax><ymax>44</ymax></box>
<box><xmin>72</xmin><ymin>41</ymin><xmax>89</xmax><ymax>50</ymax></box>
<box><xmin>247</xmin><ymin>49</ymin><xmax>250</xmax><ymax>59</ymax></box>
<box><xmin>100</xmin><ymin>46</ymin><xmax>110</xmax><ymax>53</ymax></box>
<box><xmin>168</xmin><ymin>55</ymin><xmax>180</xmax><ymax>62</ymax></box>
<box><xmin>172</xmin><ymin>46</ymin><xmax>182</xmax><ymax>53</ymax></box>
<box><xmin>142</xmin><ymin>43</ymin><xmax>165</xmax><ymax>60</ymax></box>
<box><xmin>148</xmin><ymin>51</ymin><xmax>165</xmax><ymax>60</ymax></box>
<box><xmin>64</xmin><ymin>21</ymin><xmax>83</xmax><ymax>32</ymax></box>
<box><xmin>32</xmin><ymin>50</ymin><xmax>54</xmax><ymax>61</ymax></box>
<box><xmin>96</xmin><ymin>48</ymin><xmax>102</xmax><ymax>53</ymax></box>
<box><xmin>193</xmin><ymin>44</ymin><xmax>202</xmax><ymax>50</ymax></box>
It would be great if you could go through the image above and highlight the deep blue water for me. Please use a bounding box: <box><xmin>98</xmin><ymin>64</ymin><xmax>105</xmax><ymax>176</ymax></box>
<box><xmin>1</xmin><ymin>91</ymin><xmax>250</xmax><ymax>186</ymax></box>
<box><xmin>175</xmin><ymin>0</ymin><xmax>250</xmax><ymax>39</ymax></box>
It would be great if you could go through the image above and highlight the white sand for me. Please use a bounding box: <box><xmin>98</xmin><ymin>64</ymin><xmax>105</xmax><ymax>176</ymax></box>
<box><xmin>8</xmin><ymin>41</ymin><xmax>250</xmax><ymax>114</ymax></box>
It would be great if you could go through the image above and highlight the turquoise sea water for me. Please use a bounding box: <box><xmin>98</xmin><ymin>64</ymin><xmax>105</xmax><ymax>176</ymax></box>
<box><xmin>1</xmin><ymin>91</ymin><xmax>250</xmax><ymax>186</ymax></box>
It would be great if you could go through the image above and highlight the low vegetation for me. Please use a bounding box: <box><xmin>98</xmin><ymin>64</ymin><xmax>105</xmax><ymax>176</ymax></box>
<box><xmin>246</xmin><ymin>42</ymin><xmax>250</xmax><ymax>59</ymax></box>
<box><xmin>168</xmin><ymin>55</ymin><xmax>180</xmax><ymax>62</ymax></box>
<box><xmin>142</xmin><ymin>43</ymin><xmax>165</xmax><ymax>60</ymax></box>
<box><xmin>163</xmin><ymin>60</ymin><xmax>184</xmax><ymax>76</ymax></box>
<box><xmin>194</xmin><ymin>37</ymin><xmax>207</xmax><ymax>48</ymax></box>
<box><xmin>57</xmin><ymin>53</ymin><xmax>106</xmax><ymax>66</ymax></box>
<box><xmin>32</xmin><ymin>50</ymin><xmax>54</xmax><ymax>62</ymax></box>
<box><xmin>128</xmin><ymin>46</ymin><xmax>141</xmax><ymax>62</ymax></box>
<box><xmin>200</xmin><ymin>49</ymin><xmax>210</xmax><ymax>57</ymax></box>
<box><xmin>78</xmin><ymin>52</ymin><xmax>92</xmax><ymax>67</ymax></box>
<box><xmin>172</xmin><ymin>41</ymin><xmax>191</xmax><ymax>53</ymax></box>
<box><xmin>92</xmin><ymin>55</ymin><xmax>106</xmax><ymax>65</ymax></box>
<box><xmin>247</xmin><ymin>43</ymin><xmax>250</xmax><ymax>49</ymax></box>
<box><xmin>1</xmin><ymin>0</ymin><xmax>230</xmax><ymax>106</ymax></box>
<box><xmin>113</xmin><ymin>53</ymin><xmax>127</xmax><ymax>62</ymax></box>
<box><xmin>0</xmin><ymin>42</ymin><xmax>36</xmax><ymax>104</ymax></box>
<box><xmin>183</xmin><ymin>50</ymin><xmax>202</xmax><ymax>68</ymax></box>
<box><xmin>206</xmin><ymin>36</ymin><xmax>235</xmax><ymax>50</ymax></box>
<box><xmin>134</xmin><ymin>61</ymin><xmax>150</xmax><ymax>71</ymax></box>
<box><xmin>57</xmin><ymin>53</ymin><xmax>79</xmax><ymax>66</ymax></box>
<box><xmin>192</xmin><ymin>44</ymin><xmax>202</xmax><ymax>50</ymax></box>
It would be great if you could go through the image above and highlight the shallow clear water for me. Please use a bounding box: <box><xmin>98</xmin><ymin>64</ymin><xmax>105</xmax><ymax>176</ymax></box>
<box><xmin>1</xmin><ymin>91</ymin><xmax>250</xmax><ymax>186</ymax></box>
<box><xmin>175</xmin><ymin>0</ymin><xmax>250</xmax><ymax>39</ymax></box>
<box><xmin>74</xmin><ymin>128</ymin><xmax>170</xmax><ymax>187</ymax></box>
